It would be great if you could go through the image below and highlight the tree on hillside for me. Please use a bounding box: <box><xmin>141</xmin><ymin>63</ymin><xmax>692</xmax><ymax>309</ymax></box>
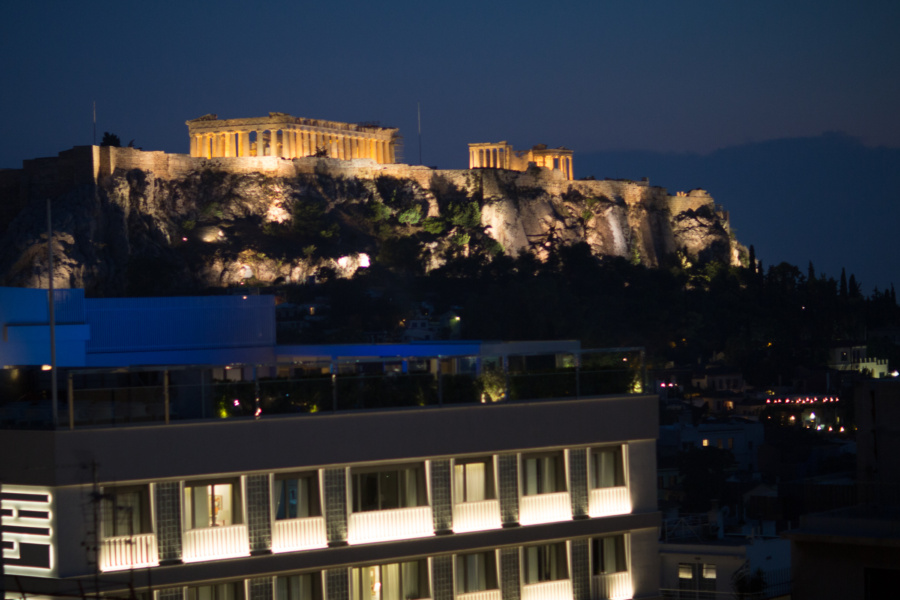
<box><xmin>100</xmin><ymin>132</ymin><xmax>121</xmax><ymax>147</ymax></box>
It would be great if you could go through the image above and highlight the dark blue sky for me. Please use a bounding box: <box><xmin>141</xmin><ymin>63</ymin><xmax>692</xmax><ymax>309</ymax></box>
<box><xmin>3</xmin><ymin>1</ymin><xmax>899</xmax><ymax>290</ymax></box>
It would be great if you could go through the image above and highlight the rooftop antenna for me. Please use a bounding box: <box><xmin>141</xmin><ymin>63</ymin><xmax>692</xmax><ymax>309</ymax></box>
<box><xmin>92</xmin><ymin>101</ymin><xmax>97</xmax><ymax>145</ymax></box>
<box><xmin>417</xmin><ymin>102</ymin><xmax>422</xmax><ymax>165</ymax></box>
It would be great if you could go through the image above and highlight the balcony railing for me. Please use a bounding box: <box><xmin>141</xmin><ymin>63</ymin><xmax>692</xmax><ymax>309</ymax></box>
<box><xmin>457</xmin><ymin>590</ymin><xmax>501</xmax><ymax>600</ymax></box>
<box><xmin>272</xmin><ymin>516</ymin><xmax>327</xmax><ymax>552</ymax></box>
<box><xmin>519</xmin><ymin>492</ymin><xmax>571</xmax><ymax>525</ymax></box>
<box><xmin>592</xmin><ymin>572</ymin><xmax>633</xmax><ymax>600</ymax></box>
<box><xmin>521</xmin><ymin>579</ymin><xmax>573</xmax><ymax>600</ymax></box>
<box><xmin>98</xmin><ymin>533</ymin><xmax>158</xmax><ymax>572</ymax></box>
<box><xmin>588</xmin><ymin>486</ymin><xmax>631</xmax><ymax>518</ymax></box>
<box><xmin>182</xmin><ymin>524</ymin><xmax>249</xmax><ymax>562</ymax></box>
<box><xmin>347</xmin><ymin>506</ymin><xmax>433</xmax><ymax>544</ymax></box>
<box><xmin>453</xmin><ymin>499</ymin><xmax>502</xmax><ymax>533</ymax></box>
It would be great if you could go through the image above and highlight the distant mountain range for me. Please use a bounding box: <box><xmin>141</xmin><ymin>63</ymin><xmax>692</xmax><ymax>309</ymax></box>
<box><xmin>578</xmin><ymin>133</ymin><xmax>900</xmax><ymax>294</ymax></box>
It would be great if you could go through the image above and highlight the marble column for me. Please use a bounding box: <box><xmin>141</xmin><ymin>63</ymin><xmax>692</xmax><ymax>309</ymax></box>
<box><xmin>256</xmin><ymin>130</ymin><xmax>264</xmax><ymax>157</ymax></box>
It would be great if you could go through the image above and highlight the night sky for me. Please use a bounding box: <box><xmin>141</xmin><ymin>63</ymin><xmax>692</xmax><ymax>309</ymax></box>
<box><xmin>3</xmin><ymin>1</ymin><xmax>899</xmax><ymax>291</ymax></box>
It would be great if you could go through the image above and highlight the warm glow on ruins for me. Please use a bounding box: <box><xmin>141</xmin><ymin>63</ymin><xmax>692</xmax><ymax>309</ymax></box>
<box><xmin>469</xmin><ymin>141</ymin><xmax>574</xmax><ymax>180</ymax></box>
<box><xmin>186</xmin><ymin>113</ymin><xmax>400</xmax><ymax>163</ymax></box>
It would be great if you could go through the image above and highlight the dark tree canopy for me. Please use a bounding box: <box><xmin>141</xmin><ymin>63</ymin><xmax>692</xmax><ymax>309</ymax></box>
<box><xmin>100</xmin><ymin>132</ymin><xmax>121</xmax><ymax>147</ymax></box>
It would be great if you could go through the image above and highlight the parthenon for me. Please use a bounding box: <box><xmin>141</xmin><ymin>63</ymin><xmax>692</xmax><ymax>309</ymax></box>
<box><xmin>468</xmin><ymin>141</ymin><xmax>574</xmax><ymax>180</ymax></box>
<box><xmin>186</xmin><ymin>113</ymin><xmax>400</xmax><ymax>163</ymax></box>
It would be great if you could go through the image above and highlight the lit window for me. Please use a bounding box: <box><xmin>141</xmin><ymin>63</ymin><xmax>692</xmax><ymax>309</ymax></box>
<box><xmin>522</xmin><ymin>452</ymin><xmax>566</xmax><ymax>495</ymax></box>
<box><xmin>592</xmin><ymin>535</ymin><xmax>627</xmax><ymax>575</ymax></box>
<box><xmin>274</xmin><ymin>473</ymin><xmax>321</xmax><ymax>519</ymax></box>
<box><xmin>454</xmin><ymin>457</ymin><xmax>496</xmax><ymax>503</ymax></box>
<box><xmin>703</xmin><ymin>564</ymin><xmax>716</xmax><ymax>579</ymax></box>
<box><xmin>184</xmin><ymin>479</ymin><xmax>242</xmax><ymax>528</ymax></box>
<box><xmin>101</xmin><ymin>486</ymin><xmax>152</xmax><ymax>537</ymax></box>
<box><xmin>456</xmin><ymin>551</ymin><xmax>498</xmax><ymax>593</ymax></box>
<box><xmin>523</xmin><ymin>543</ymin><xmax>569</xmax><ymax>584</ymax></box>
<box><xmin>187</xmin><ymin>582</ymin><xmax>245</xmax><ymax>600</ymax></box>
<box><xmin>702</xmin><ymin>439</ymin><xmax>709</xmax><ymax>447</ymax></box>
<box><xmin>276</xmin><ymin>573</ymin><xmax>323</xmax><ymax>600</ymax></box>
<box><xmin>351</xmin><ymin>561</ymin><xmax>429</xmax><ymax>600</ymax></box>
<box><xmin>351</xmin><ymin>464</ymin><xmax>427</xmax><ymax>512</ymax></box>
<box><xmin>678</xmin><ymin>564</ymin><xmax>694</xmax><ymax>580</ymax></box>
<box><xmin>590</xmin><ymin>446</ymin><xmax>625</xmax><ymax>488</ymax></box>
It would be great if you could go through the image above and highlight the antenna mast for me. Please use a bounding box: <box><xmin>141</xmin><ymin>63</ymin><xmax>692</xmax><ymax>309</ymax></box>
<box><xmin>417</xmin><ymin>102</ymin><xmax>422</xmax><ymax>165</ymax></box>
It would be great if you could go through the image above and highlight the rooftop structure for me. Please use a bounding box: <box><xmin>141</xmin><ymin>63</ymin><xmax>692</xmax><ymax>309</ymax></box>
<box><xmin>468</xmin><ymin>143</ymin><xmax>573</xmax><ymax>180</ymax></box>
<box><xmin>186</xmin><ymin>113</ymin><xmax>400</xmax><ymax>163</ymax></box>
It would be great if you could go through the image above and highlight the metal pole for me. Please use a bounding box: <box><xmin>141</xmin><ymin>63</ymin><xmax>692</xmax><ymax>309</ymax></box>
<box><xmin>47</xmin><ymin>198</ymin><xmax>58</xmax><ymax>428</ymax></box>
<box><xmin>417</xmin><ymin>102</ymin><xmax>422</xmax><ymax>165</ymax></box>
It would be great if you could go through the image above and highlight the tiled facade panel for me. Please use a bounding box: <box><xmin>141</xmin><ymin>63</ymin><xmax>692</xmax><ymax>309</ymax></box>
<box><xmin>498</xmin><ymin>454</ymin><xmax>519</xmax><ymax>526</ymax></box>
<box><xmin>568</xmin><ymin>448</ymin><xmax>588</xmax><ymax>519</ymax></box>
<box><xmin>500</xmin><ymin>547</ymin><xmax>521</xmax><ymax>600</ymax></box>
<box><xmin>249</xmin><ymin>576</ymin><xmax>275</xmax><ymax>600</ymax></box>
<box><xmin>247</xmin><ymin>474</ymin><xmax>272</xmax><ymax>554</ymax></box>
<box><xmin>158</xmin><ymin>587</ymin><xmax>185</xmax><ymax>600</ymax></box>
<box><xmin>430</xmin><ymin>459</ymin><xmax>453</xmax><ymax>533</ymax></box>
<box><xmin>432</xmin><ymin>554</ymin><xmax>454</xmax><ymax>600</ymax></box>
<box><xmin>155</xmin><ymin>481</ymin><xmax>183</xmax><ymax>564</ymax></box>
<box><xmin>326</xmin><ymin>568</ymin><xmax>350</xmax><ymax>600</ymax></box>
<box><xmin>570</xmin><ymin>538</ymin><xmax>590</xmax><ymax>600</ymax></box>
<box><xmin>324</xmin><ymin>469</ymin><xmax>348</xmax><ymax>546</ymax></box>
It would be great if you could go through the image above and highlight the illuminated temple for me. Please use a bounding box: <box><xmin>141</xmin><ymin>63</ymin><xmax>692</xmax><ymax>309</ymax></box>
<box><xmin>469</xmin><ymin>141</ymin><xmax>574</xmax><ymax>180</ymax></box>
<box><xmin>187</xmin><ymin>112</ymin><xmax>400</xmax><ymax>163</ymax></box>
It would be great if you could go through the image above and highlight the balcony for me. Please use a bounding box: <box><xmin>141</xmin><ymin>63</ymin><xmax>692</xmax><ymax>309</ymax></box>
<box><xmin>347</xmin><ymin>506</ymin><xmax>433</xmax><ymax>544</ymax></box>
<box><xmin>592</xmin><ymin>572</ymin><xmax>633</xmax><ymax>600</ymax></box>
<box><xmin>457</xmin><ymin>591</ymin><xmax>501</xmax><ymax>600</ymax></box>
<box><xmin>272</xmin><ymin>516</ymin><xmax>327</xmax><ymax>553</ymax></box>
<box><xmin>98</xmin><ymin>534</ymin><xmax>158</xmax><ymax>572</ymax></box>
<box><xmin>453</xmin><ymin>499</ymin><xmax>502</xmax><ymax>533</ymax></box>
<box><xmin>183</xmin><ymin>524</ymin><xmax>249</xmax><ymax>562</ymax></box>
<box><xmin>519</xmin><ymin>492</ymin><xmax>571</xmax><ymax>525</ymax></box>
<box><xmin>521</xmin><ymin>580</ymin><xmax>573</xmax><ymax>600</ymax></box>
<box><xmin>588</xmin><ymin>487</ymin><xmax>631</xmax><ymax>518</ymax></box>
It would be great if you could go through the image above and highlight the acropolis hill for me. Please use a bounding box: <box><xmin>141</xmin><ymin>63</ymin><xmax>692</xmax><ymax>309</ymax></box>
<box><xmin>0</xmin><ymin>113</ymin><xmax>741</xmax><ymax>295</ymax></box>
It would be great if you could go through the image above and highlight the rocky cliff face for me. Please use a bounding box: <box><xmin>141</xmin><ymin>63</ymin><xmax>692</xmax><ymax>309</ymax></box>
<box><xmin>0</xmin><ymin>150</ymin><xmax>741</xmax><ymax>296</ymax></box>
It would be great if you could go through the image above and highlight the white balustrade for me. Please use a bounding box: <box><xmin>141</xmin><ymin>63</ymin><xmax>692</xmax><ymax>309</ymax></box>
<box><xmin>592</xmin><ymin>572</ymin><xmax>633</xmax><ymax>600</ymax></box>
<box><xmin>272</xmin><ymin>516</ymin><xmax>327</xmax><ymax>552</ymax></box>
<box><xmin>521</xmin><ymin>579</ymin><xmax>573</xmax><ymax>600</ymax></box>
<box><xmin>99</xmin><ymin>534</ymin><xmax>158</xmax><ymax>572</ymax></box>
<box><xmin>453</xmin><ymin>499</ymin><xmax>501</xmax><ymax>533</ymax></box>
<box><xmin>519</xmin><ymin>492</ymin><xmax>571</xmax><ymax>525</ymax></box>
<box><xmin>588</xmin><ymin>487</ymin><xmax>631</xmax><ymax>518</ymax></box>
<box><xmin>347</xmin><ymin>506</ymin><xmax>433</xmax><ymax>544</ymax></box>
<box><xmin>457</xmin><ymin>590</ymin><xmax>501</xmax><ymax>600</ymax></box>
<box><xmin>183</xmin><ymin>524</ymin><xmax>249</xmax><ymax>562</ymax></box>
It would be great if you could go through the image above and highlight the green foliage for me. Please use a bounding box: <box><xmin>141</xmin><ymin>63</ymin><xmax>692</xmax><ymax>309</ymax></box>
<box><xmin>422</xmin><ymin>217</ymin><xmax>446</xmax><ymax>234</ymax></box>
<box><xmin>101</xmin><ymin>132</ymin><xmax>121</xmax><ymax>147</ymax></box>
<box><xmin>302</xmin><ymin>244</ymin><xmax>317</xmax><ymax>258</ymax></box>
<box><xmin>450</xmin><ymin>231</ymin><xmax>470</xmax><ymax>246</ymax></box>
<box><xmin>398</xmin><ymin>205</ymin><xmax>423</xmax><ymax>226</ymax></box>
<box><xmin>447</xmin><ymin>201</ymin><xmax>481</xmax><ymax>229</ymax></box>
<box><xmin>369</xmin><ymin>201</ymin><xmax>393</xmax><ymax>222</ymax></box>
<box><xmin>292</xmin><ymin>196</ymin><xmax>338</xmax><ymax>240</ymax></box>
<box><xmin>487</xmin><ymin>239</ymin><xmax>504</xmax><ymax>256</ymax></box>
<box><xmin>181</xmin><ymin>219</ymin><xmax>196</xmax><ymax>231</ymax></box>
<box><xmin>377</xmin><ymin>237</ymin><xmax>424</xmax><ymax>273</ymax></box>
<box><xmin>581</xmin><ymin>208</ymin><xmax>592</xmax><ymax>222</ymax></box>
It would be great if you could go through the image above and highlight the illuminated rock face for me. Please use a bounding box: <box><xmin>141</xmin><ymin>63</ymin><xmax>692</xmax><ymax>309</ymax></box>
<box><xmin>0</xmin><ymin>147</ymin><xmax>739</xmax><ymax>294</ymax></box>
<box><xmin>469</xmin><ymin>141</ymin><xmax>574</xmax><ymax>180</ymax></box>
<box><xmin>186</xmin><ymin>113</ymin><xmax>400</xmax><ymax>163</ymax></box>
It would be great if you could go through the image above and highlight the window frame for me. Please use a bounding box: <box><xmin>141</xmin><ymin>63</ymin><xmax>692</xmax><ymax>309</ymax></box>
<box><xmin>521</xmin><ymin>451</ymin><xmax>567</xmax><ymax>496</ymax></box>
<box><xmin>350</xmin><ymin>560</ymin><xmax>430</xmax><ymax>600</ymax></box>
<box><xmin>350</xmin><ymin>463</ymin><xmax>428</xmax><ymax>513</ymax></box>
<box><xmin>276</xmin><ymin>572</ymin><xmax>324</xmax><ymax>600</ymax></box>
<box><xmin>273</xmin><ymin>472</ymin><xmax>322</xmax><ymax>520</ymax></box>
<box><xmin>183</xmin><ymin>478</ymin><xmax>244</xmax><ymax>529</ymax></box>
<box><xmin>456</xmin><ymin>551</ymin><xmax>499</xmax><ymax>594</ymax></box>
<box><xmin>100</xmin><ymin>484</ymin><xmax>153</xmax><ymax>538</ymax></box>
<box><xmin>522</xmin><ymin>542</ymin><xmax>569</xmax><ymax>584</ymax></box>
<box><xmin>589</xmin><ymin>445</ymin><xmax>626</xmax><ymax>489</ymax></box>
<box><xmin>453</xmin><ymin>456</ymin><xmax>497</xmax><ymax>504</ymax></box>
<box><xmin>591</xmin><ymin>535</ymin><xmax>628</xmax><ymax>575</ymax></box>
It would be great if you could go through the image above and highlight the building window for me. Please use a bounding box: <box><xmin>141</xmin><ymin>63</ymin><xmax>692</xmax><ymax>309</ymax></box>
<box><xmin>274</xmin><ymin>473</ymin><xmax>321</xmax><ymax>519</ymax></box>
<box><xmin>702</xmin><ymin>439</ymin><xmax>709</xmax><ymax>447</ymax></box>
<box><xmin>728</xmin><ymin>438</ymin><xmax>734</xmax><ymax>450</ymax></box>
<box><xmin>187</xmin><ymin>583</ymin><xmax>245</xmax><ymax>600</ymax></box>
<box><xmin>717</xmin><ymin>439</ymin><xmax>723</xmax><ymax>449</ymax></box>
<box><xmin>523</xmin><ymin>543</ymin><xmax>569</xmax><ymax>584</ymax></box>
<box><xmin>351</xmin><ymin>464</ymin><xmax>427</xmax><ymax>512</ymax></box>
<box><xmin>590</xmin><ymin>446</ymin><xmax>625</xmax><ymax>488</ymax></box>
<box><xmin>454</xmin><ymin>457</ymin><xmax>496</xmax><ymax>503</ymax></box>
<box><xmin>184</xmin><ymin>479</ymin><xmax>242</xmax><ymax>528</ymax></box>
<box><xmin>456</xmin><ymin>551</ymin><xmax>498</xmax><ymax>593</ymax></box>
<box><xmin>100</xmin><ymin>486</ymin><xmax>152</xmax><ymax>537</ymax></box>
<box><xmin>276</xmin><ymin>573</ymin><xmax>323</xmax><ymax>600</ymax></box>
<box><xmin>678</xmin><ymin>563</ymin><xmax>716</xmax><ymax>595</ymax></box>
<box><xmin>522</xmin><ymin>452</ymin><xmax>567</xmax><ymax>496</ymax></box>
<box><xmin>592</xmin><ymin>535</ymin><xmax>627</xmax><ymax>575</ymax></box>
<box><xmin>351</xmin><ymin>560</ymin><xmax>429</xmax><ymax>600</ymax></box>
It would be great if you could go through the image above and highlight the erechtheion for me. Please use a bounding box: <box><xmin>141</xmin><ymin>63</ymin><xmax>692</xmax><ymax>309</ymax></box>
<box><xmin>468</xmin><ymin>141</ymin><xmax>573</xmax><ymax>180</ymax></box>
